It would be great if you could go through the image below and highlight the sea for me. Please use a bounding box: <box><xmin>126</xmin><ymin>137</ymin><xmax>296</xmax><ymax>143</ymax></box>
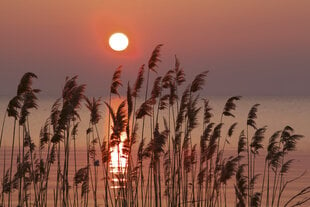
<box><xmin>0</xmin><ymin>96</ymin><xmax>309</xmax><ymax>206</ymax></box>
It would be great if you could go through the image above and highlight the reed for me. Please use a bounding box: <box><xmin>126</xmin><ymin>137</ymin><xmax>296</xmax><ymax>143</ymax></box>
<box><xmin>0</xmin><ymin>46</ymin><xmax>309</xmax><ymax>207</ymax></box>
<box><xmin>85</xmin><ymin>97</ymin><xmax>102</xmax><ymax>207</ymax></box>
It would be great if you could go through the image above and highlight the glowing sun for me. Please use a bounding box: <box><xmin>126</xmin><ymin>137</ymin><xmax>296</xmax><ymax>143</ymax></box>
<box><xmin>109</xmin><ymin>33</ymin><xmax>129</xmax><ymax>51</ymax></box>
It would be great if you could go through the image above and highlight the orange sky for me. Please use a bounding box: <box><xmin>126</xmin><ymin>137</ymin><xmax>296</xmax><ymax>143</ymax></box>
<box><xmin>0</xmin><ymin>0</ymin><xmax>309</xmax><ymax>96</ymax></box>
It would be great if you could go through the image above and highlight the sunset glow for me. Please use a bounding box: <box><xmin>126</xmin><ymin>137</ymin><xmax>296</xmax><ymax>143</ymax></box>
<box><xmin>109</xmin><ymin>33</ymin><xmax>129</xmax><ymax>51</ymax></box>
<box><xmin>1</xmin><ymin>1</ymin><xmax>310</xmax><ymax>206</ymax></box>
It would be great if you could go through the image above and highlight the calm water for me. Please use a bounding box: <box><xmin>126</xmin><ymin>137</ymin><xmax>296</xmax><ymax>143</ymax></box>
<box><xmin>0</xmin><ymin>96</ymin><xmax>309</xmax><ymax>206</ymax></box>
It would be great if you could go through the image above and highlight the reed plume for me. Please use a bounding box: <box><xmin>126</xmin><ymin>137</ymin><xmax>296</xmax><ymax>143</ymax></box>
<box><xmin>17</xmin><ymin>72</ymin><xmax>38</xmax><ymax>96</ymax></box>
<box><xmin>202</xmin><ymin>98</ymin><xmax>212</xmax><ymax>125</ymax></box>
<box><xmin>190</xmin><ymin>71</ymin><xmax>208</xmax><ymax>93</ymax></box>
<box><xmin>85</xmin><ymin>97</ymin><xmax>102</xmax><ymax>125</ymax></box>
<box><xmin>132</xmin><ymin>64</ymin><xmax>145</xmax><ymax>98</ymax></box>
<box><xmin>250</xmin><ymin>127</ymin><xmax>266</xmax><ymax>155</ymax></box>
<box><xmin>136</xmin><ymin>98</ymin><xmax>154</xmax><ymax>119</ymax></box>
<box><xmin>151</xmin><ymin>76</ymin><xmax>162</xmax><ymax>100</ymax></box>
<box><xmin>221</xmin><ymin>156</ymin><xmax>239</xmax><ymax>206</ymax></box>
<box><xmin>105</xmin><ymin>100</ymin><xmax>127</xmax><ymax>147</ymax></box>
<box><xmin>222</xmin><ymin>122</ymin><xmax>238</xmax><ymax>152</ymax></box>
<box><xmin>148</xmin><ymin>44</ymin><xmax>163</xmax><ymax>73</ymax></box>
<box><xmin>247</xmin><ymin>104</ymin><xmax>260</xmax><ymax>130</ymax></box>
<box><xmin>6</xmin><ymin>96</ymin><xmax>21</xmax><ymax>119</ymax></box>
<box><xmin>238</xmin><ymin>130</ymin><xmax>247</xmax><ymax>156</ymax></box>
<box><xmin>174</xmin><ymin>55</ymin><xmax>186</xmax><ymax>86</ymax></box>
<box><xmin>222</xmin><ymin>96</ymin><xmax>241</xmax><ymax>119</ymax></box>
<box><xmin>110</xmin><ymin>66</ymin><xmax>123</xmax><ymax>97</ymax></box>
<box><xmin>74</xmin><ymin>166</ymin><xmax>89</xmax><ymax>201</ymax></box>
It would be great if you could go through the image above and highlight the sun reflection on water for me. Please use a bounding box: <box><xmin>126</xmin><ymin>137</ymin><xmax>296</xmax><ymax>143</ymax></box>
<box><xmin>109</xmin><ymin>131</ymin><xmax>128</xmax><ymax>188</ymax></box>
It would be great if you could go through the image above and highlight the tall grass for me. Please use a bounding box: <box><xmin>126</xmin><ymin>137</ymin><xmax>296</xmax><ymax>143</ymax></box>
<box><xmin>0</xmin><ymin>45</ymin><xmax>309</xmax><ymax>207</ymax></box>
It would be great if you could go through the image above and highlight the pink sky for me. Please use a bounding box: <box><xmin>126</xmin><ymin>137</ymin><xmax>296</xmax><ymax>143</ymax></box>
<box><xmin>0</xmin><ymin>0</ymin><xmax>309</xmax><ymax>96</ymax></box>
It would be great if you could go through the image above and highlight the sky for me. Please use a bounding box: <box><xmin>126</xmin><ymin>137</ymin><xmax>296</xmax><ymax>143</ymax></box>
<box><xmin>0</xmin><ymin>0</ymin><xmax>309</xmax><ymax>97</ymax></box>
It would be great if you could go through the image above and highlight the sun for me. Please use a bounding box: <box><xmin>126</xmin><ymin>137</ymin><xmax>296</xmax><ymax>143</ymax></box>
<box><xmin>109</xmin><ymin>33</ymin><xmax>129</xmax><ymax>51</ymax></box>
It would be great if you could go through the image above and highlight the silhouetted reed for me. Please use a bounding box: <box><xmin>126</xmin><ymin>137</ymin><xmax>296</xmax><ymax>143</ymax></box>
<box><xmin>0</xmin><ymin>45</ymin><xmax>309</xmax><ymax>207</ymax></box>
